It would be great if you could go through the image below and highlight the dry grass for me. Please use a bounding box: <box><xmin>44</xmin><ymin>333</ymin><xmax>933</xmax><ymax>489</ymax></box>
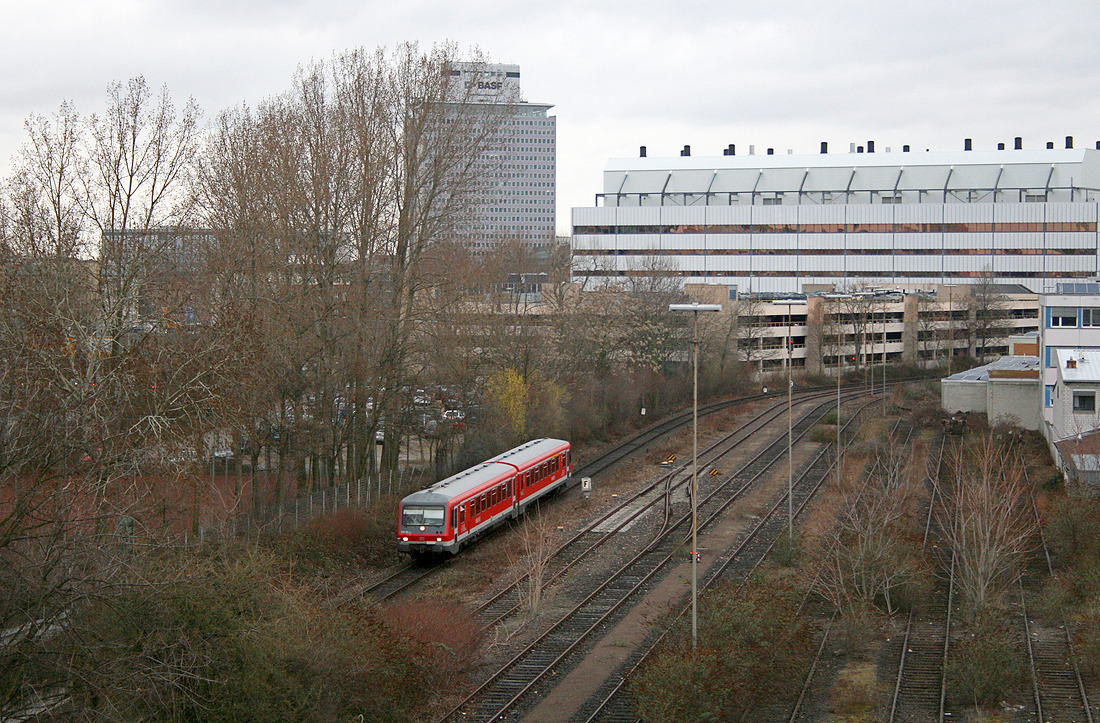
<box><xmin>829</xmin><ymin>662</ymin><xmax>886</xmax><ymax>722</ymax></box>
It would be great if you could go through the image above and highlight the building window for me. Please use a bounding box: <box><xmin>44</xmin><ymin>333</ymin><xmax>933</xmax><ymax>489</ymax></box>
<box><xmin>762</xmin><ymin>195</ymin><xmax>782</xmax><ymax>206</ymax></box>
<box><xmin>1025</xmin><ymin>193</ymin><xmax>1047</xmax><ymax>203</ymax></box>
<box><xmin>1074</xmin><ymin>391</ymin><xmax>1096</xmax><ymax>412</ymax></box>
<box><xmin>1050</xmin><ymin>307</ymin><xmax>1079</xmax><ymax>327</ymax></box>
<box><xmin>1083</xmin><ymin>308</ymin><xmax>1100</xmax><ymax>327</ymax></box>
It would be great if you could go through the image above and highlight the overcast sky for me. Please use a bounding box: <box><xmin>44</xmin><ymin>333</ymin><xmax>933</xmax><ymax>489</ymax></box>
<box><xmin>3</xmin><ymin>0</ymin><xmax>1100</xmax><ymax>235</ymax></box>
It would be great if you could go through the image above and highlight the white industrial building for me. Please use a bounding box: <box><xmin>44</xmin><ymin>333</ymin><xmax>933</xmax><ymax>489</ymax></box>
<box><xmin>451</xmin><ymin>62</ymin><xmax>556</xmax><ymax>250</ymax></box>
<box><xmin>571</xmin><ymin>139</ymin><xmax>1100</xmax><ymax>293</ymax></box>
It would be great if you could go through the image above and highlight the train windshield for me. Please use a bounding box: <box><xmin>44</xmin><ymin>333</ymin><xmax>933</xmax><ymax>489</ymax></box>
<box><xmin>402</xmin><ymin>505</ymin><xmax>445</xmax><ymax>528</ymax></box>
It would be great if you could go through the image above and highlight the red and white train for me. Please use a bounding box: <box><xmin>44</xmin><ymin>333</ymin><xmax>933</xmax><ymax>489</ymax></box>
<box><xmin>397</xmin><ymin>438</ymin><xmax>572</xmax><ymax>557</ymax></box>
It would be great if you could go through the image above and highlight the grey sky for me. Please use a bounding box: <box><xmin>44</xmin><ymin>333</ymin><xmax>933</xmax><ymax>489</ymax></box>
<box><xmin>4</xmin><ymin>0</ymin><xmax>1099</xmax><ymax>235</ymax></box>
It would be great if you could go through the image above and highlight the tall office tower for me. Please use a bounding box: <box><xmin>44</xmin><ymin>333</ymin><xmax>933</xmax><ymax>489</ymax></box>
<box><xmin>451</xmin><ymin>63</ymin><xmax>556</xmax><ymax>251</ymax></box>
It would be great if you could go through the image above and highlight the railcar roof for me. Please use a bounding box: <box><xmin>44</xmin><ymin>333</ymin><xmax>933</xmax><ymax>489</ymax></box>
<box><xmin>400</xmin><ymin>438</ymin><xmax>569</xmax><ymax>505</ymax></box>
<box><xmin>482</xmin><ymin>438</ymin><xmax>569</xmax><ymax>467</ymax></box>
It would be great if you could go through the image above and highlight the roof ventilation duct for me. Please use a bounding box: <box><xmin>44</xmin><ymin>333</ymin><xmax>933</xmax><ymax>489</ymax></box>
<box><xmin>767</xmin><ymin>148</ymin><xmax>774</xmax><ymax>155</ymax></box>
<box><xmin>821</xmin><ymin>141</ymin><xmax>828</xmax><ymax>154</ymax></box>
<box><xmin>639</xmin><ymin>146</ymin><xmax>647</xmax><ymax>158</ymax></box>
<box><xmin>903</xmin><ymin>145</ymin><xmax>910</xmax><ymax>152</ymax></box>
<box><xmin>964</xmin><ymin>138</ymin><xmax>972</xmax><ymax>151</ymax></box>
<box><xmin>998</xmin><ymin>142</ymin><xmax>1006</xmax><ymax>150</ymax></box>
<box><xmin>680</xmin><ymin>145</ymin><xmax>691</xmax><ymax>156</ymax></box>
<box><xmin>1067</xmin><ymin>136</ymin><xmax>1074</xmax><ymax>149</ymax></box>
<box><xmin>867</xmin><ymin>140</ymin><xmax>875</xmax><ymax>153</ymax></box>
<box><xmin>1047</xmin><ymin>141</ymin><xmax>1055</xmax><ymax>149</ymax></box>
<box><xmin>1015</xmin><ymin>137</ymin><xmax>1023</xmax><ymax>150</ymax></box>
<box><xmin>857</xmin><ymin>145</ymin><xmax>864</xmax><ymax>153</ymax></box>
<box><xmin>723</xmin><ymin>143</ymin><xmax>735</xmax><ymax>156</ymax></box>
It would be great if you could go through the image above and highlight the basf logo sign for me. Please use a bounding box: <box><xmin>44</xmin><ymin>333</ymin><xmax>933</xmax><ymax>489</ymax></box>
<box><xmin>450</xmin><ymin>62</ymin><xmax>521</xmax><ymax>102</ymax></box>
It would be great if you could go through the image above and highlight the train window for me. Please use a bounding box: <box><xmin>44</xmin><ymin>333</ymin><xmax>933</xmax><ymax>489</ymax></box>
<box><xmin>402</xmin><ymin>506</ymin><xmax>444</xmax><ymax>527</ymax></box>
<box><xmin>450</xmin><ymin>508</ymin><xmax>456</xmax><ymax>529</ymax></box>
<box><xmin>508</xmin><ymin>479</ymin><xmax>513</xmax><ymax>497</ymax></box>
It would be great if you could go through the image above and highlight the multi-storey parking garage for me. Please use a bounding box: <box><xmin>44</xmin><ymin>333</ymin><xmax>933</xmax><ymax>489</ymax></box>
<box><xmin>571</xmin><ymin>140</ymin><xmax>1100</xmax><ymax>294</ymax></box>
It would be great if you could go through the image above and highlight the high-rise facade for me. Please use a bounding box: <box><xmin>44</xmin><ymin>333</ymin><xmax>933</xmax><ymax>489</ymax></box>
<box><xmin>451</xmin><ymin>63</ymin><xmax>556</xmax><ymax>250</ymax></box>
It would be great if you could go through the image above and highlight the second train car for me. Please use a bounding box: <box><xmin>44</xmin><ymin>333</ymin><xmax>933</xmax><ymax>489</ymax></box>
<box><xmin>397</xmin><ymin>438</ymin><xmax>571</xmax><ymax>557</ymax></box>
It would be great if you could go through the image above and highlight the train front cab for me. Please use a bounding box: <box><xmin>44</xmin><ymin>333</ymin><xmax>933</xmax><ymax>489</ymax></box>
<box><xmin>397</xmin><ymin>491</ymin><xmax>456</xmax><ymax>558</ymax></box>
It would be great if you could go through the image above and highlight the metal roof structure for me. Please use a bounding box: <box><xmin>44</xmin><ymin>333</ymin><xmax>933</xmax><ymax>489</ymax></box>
<box><xmin>945</xmin><ymin>355</ymin><xmax>1041</xmax><ymax>382</ymax></box>
<box><xmin>1056</xmin><ymin>348</ymin><xmax>1100</xmax><ymax>383</ymax></box>
<box><xmin>600</xmin><ymin>148</ymin><xmax>1100</xmax><ymax>199</ymax></box>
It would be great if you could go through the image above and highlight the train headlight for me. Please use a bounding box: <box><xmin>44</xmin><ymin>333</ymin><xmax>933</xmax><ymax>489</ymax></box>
<box><xmin>436</xmin><ymin>537</ymin><xmax>442</xmax><ymax>542</ymax></box>
<box><xmin>419</xmin><ymin>525</ymin><xmax>425</xmax><ymax>531</ymax></box>
<box><xmin>401</xmin><ymin>536</ymin><xmax>408</xmax><ymax>541</ymax></box>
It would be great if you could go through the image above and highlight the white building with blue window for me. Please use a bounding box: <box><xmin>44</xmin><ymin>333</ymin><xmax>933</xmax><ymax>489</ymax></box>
<box><xmin>1040</xmin><ymin>283</ymin><xmax>1100</xmax><ymax>430</ymax></box>
<box><xmin>1050</xmin><ymin>349</ymin><xmax>1100</xmax><ymax>444</ymax></box>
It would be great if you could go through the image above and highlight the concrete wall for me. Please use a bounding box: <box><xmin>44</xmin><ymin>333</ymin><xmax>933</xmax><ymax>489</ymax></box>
<box><xmin>987</xmin><ymin>379</ymin><xmax>1041</xmax><ymax>430</ymax></box>
<box><xmin>941</xmin><ymin>379</ymin><xmax>987</xmax><ymax>414</ymax></box>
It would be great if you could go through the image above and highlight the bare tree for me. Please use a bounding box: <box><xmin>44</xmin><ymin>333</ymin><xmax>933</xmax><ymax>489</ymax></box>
<box><xmin>937</xmin><ymin>433</ymin><xmax>1036</xmax><ymax>615</ymax></box>
<box><xmin>963</xmin><ymin>270</ymin><xmax>1013</xmax><ymax>363</ymax></box>
<box><xmin>807</xmin><ymin>434</ymin><xmax>926</xmax><ymax>616</ymax></box>
<box><xmin>509</xmin><ymin>508</ymin><xmax>559</xmax><ymax>613</ymax></box>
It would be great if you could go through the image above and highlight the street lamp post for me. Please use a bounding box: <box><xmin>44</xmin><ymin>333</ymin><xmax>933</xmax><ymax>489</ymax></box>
<box><xmin>837</xmin><ymin>315</ymin><xmax>843</xmax><ymax>487</ymax></box>
<box><xmin>669</xmin><ymin>302</ymin><xmax>721</xmax><ymax>650</ymax></box>
<box><xmin>773</xmin><ymin>298</ymin><xmax>807</xmax><ymax>542</ymax></box>
<box><xmin>881</xmin><ymin>297</ymin><xmax>888</xmax><ymax>399</ymax></box>
<box><xmin>944</xmin><ymin>284</ymin><xmax>957</xmax><ymax>377</ymax></box>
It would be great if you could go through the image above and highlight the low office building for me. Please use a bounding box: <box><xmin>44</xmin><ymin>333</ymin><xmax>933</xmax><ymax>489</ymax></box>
<box><xmin>684</xmin><ymin>282</ymin><xmax>1039</xmax><ymax>374</ymax></box>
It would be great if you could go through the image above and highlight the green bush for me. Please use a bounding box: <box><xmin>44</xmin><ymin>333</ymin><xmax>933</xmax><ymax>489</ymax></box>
<box><xmin>61</xmin><ymin>546</ymin><xmax>429</xmax><ymax>722</ymax></box>
<box><xmin>630</xmin><ymin>577</ymin><xmax>813</xmax><ymax>721</ymax></box>
<box><xmin>1069</xmin><ymin>605</ymin><xmax>1100</xmax><ymax>683</ymax></box>
<box><xmin>945</xmin><ymin>614</ymin><xmax>1025</xmax><ymax>708</ymax></box>
<box><xmin>808</xmin><ymin>423</ymin><xmax>837</xmax><ymax>443</ymax></box>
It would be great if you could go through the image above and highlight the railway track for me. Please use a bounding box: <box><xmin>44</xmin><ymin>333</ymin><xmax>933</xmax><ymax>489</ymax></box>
<box><xmin>470</xmin><ymin>390</ymin><xmax>850</xmax><ymax>627</ymax></box>
<box><xmin>576</xmin><ymin>399</ymin><xmax>885</xmax><ymax>723</ymax></box>
<box><xmin>1015</xmin><ymin>470</ymin><xmax>1095</xmax><ymax>722</ymax></box>
<box><xmin>436</xmin><ymin>390</ymin><xmax>869</xmax><ymax>723</ymax></box>
<box><xmin>777</xmin><ymin>420</ymin><xmax>926</xmax><ymax>723</ymax></box>
<box><xmin>886</xmin><ymin>430</ymin><xmax>952</xmax><ymax>723</ymax></box>
<box><xmin>885</xmin><ymin>432</ymin><xmax>1095</xmax><ymax>723</ymax></box>
<box><xmin>361</xmin><ymin>385</ymin><xmax>886</xmax><ymax>609</ymax></box>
